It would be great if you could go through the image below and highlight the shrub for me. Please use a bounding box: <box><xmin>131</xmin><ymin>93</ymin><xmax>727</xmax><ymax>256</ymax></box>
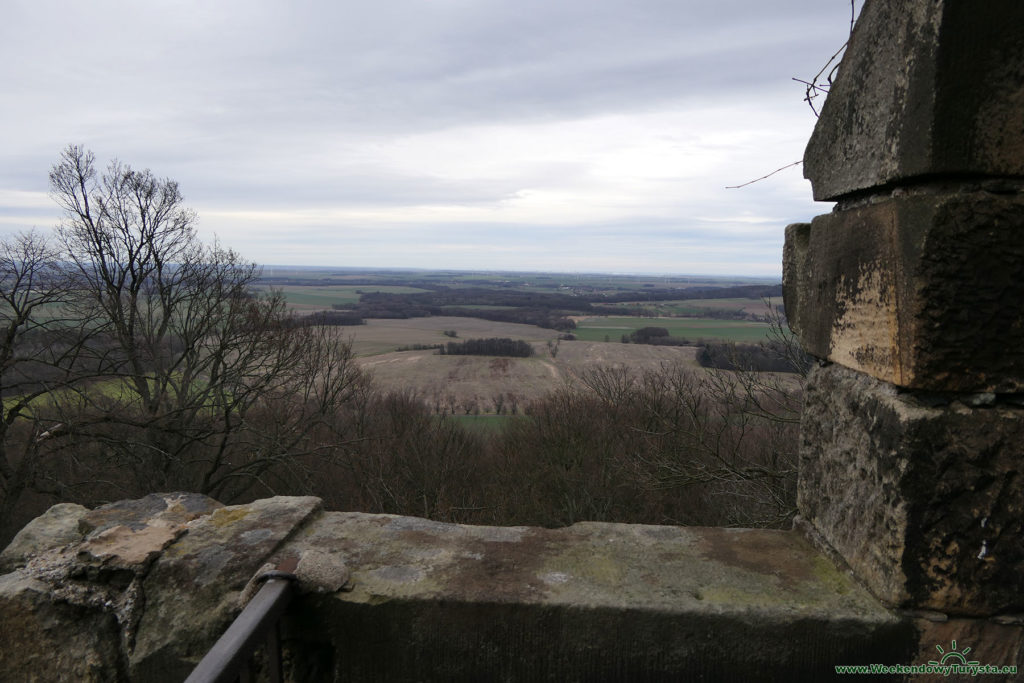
<box><xmin>440</xmin><ymin>338</ymin><xmax>534</xmax><ymax>358</ymax></box>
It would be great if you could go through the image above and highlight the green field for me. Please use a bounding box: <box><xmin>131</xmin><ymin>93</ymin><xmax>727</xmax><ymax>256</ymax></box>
<box><xmin>573</xmin><ymin>316</ymin><xmax>773</xmax><ymax>343</ymax></box>
<box><xmin>268</xmin><ymin>285</ymin><xmax>431</xmax><ymax>310</ymax></box>
<box><xmin>602</xmin><ymin>297</ymin><xmax>780</xmax><ymax>317</ymax></box>
<box><xmin>3</xmin><ymin>376</ymin><xmax>179</xmax><ymax>416</ymax></box>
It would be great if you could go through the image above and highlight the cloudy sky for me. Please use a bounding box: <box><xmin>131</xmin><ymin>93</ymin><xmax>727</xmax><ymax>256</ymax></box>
<box><xmin>2</xmin><ymin>0</ymin><xmax>859</xmax><ymax>277</ymax></box>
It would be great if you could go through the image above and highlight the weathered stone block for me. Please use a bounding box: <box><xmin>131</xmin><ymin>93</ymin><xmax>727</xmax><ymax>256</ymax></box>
<box><xmin>282</xmin><ymin>512</ymin><xmax>911</xmax><ymax>681</ymax></box>
<box><xmin>78</xmin><ymin>491</ymin><xmax>222</xmax><ymax>535</ymax></box>
<box><xmin>783</xmin><ymin>191</ymin><xmax>1024</xmax><ymax>392</ymax></box>
<box><xmin>0</xmin><ymin>572</ymin><xmax>122</xmax><ymax>682</ymax></box>
<box><xmin>804</xmin><ymin>0</ymin><xmax>1024</xmax><ymax>200</ymax></box>
<box><xmin>2</xmin><ymin>495</ymin><xmax>916</xmax><ymax>681</ymax></box>
<box><xmin>130</xmin><ymin>495</ymin><xmax>323</xmax><ymax>680</ymax></box>
<box><xmin>798</xmin><ymin>364</ymin><xmax>1024</xmax><ymax>616</ymax></box>
<box><xmin>0</xmin><ymin>502</ymin><xmax>87</xmax><ymax>572</ymax></box>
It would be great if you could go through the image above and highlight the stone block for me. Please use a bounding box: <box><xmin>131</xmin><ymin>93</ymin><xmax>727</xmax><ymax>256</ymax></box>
<box><xmin>0</xmin><ymin>502</ymin><xmax>87</xmax><ymax>572</ymax></box>
<box><xmin>798</xmin><ymin>364</ymin><xmax>1024</xmax><ymax>616</ymax></box>
<box><xmin>2</xmin><ymin>495</ymin><xmax>918</xmax><ymax>681</ymax></box>
<box><xmin>804</xmin><ymin>0</ymin><xmax>1024</xmax><ymax>201</ymax></box>
<box><xmin>783</xmin><ymin>191</ymin><xmax>1024</xmax><ymax>392</ymax></box>
<box><xmin>78</xmin><ymin>491</ymin><xmax>222</xmax><ymax>535</ymax></box>
<box><xmin>130</xmin><ymin>495</ymin><xmax>323</xmax><ymax>680</ymax></box>
<box><xmin>282</xmin><ymin>511</ymin><xmax>912</xmax><ymax>681</ymax></box>
<box><xmin>0</xmin><ymin>572</ymin><xmax>122</xmax><ymax>682</ymax></box>
<box><xmin>73</xmin><ymin>493</ymin><xmax>223</xmax><ymax>585</ymax></box>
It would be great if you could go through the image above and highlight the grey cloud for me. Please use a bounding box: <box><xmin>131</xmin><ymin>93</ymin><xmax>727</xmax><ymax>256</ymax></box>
<box><xmin>1</xmin><ymin>0</ymin><xmax>855</xmax><ymax>273</ymax></box>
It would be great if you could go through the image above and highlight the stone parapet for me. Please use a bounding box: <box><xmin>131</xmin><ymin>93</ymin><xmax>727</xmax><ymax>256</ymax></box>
<box><xmin>804</xmin><ymin>0</ymin><xmax>1024</xmax><ymax>201</ymax></box>
<box><xmin>283</xmin><ymin>512</ymin><xmax>909</xmax><ymax>681</ymax></box>
<box><xmin>0</xmin><ymin>494</ymin><xmax>916</xmax><ymax>682</ymax></box>
<box><xmin>798</xmin><ymin>364</ymin><xmax>1024</xmax><ymax>616</ymax></box>
<box><xmin>783</xmin><ymin>188</ymin><xmax>1024</xmax><ymax>392</ymax></box>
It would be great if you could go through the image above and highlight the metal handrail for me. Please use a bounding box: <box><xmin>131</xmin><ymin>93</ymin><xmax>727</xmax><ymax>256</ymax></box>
<box><xmin>185</xmin><ymin>557</ymin><xmax>299</xmax><ymax>683</ymax></box>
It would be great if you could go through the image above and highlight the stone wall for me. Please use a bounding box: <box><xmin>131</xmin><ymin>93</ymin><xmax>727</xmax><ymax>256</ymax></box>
<box><xmin>0</xmin><ymin>493</ymin><xmax>910</xmax><ymax>682</ymax></box>
<box><xmin>784</xmin><ymin>0</ymin><xmax>1024</xmax><ymax>663</ymax></box>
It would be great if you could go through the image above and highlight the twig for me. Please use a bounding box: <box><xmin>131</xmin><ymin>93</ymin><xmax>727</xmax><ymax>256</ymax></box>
<box><xmin>725</xmin><ymin>160</ymin><xmax>802</xmax><ymax>189</ymax></box>
<box><xmin>794</xmin><ymin>0</ymin><xmax>858</xmax><ymax>117</ymax></box>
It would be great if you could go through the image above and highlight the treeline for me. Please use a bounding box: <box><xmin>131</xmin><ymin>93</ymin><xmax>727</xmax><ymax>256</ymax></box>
<box><xmin>7</xmin><ymin>358</ymin><xmax>802</xmax><ymax>546</ymax></box>
<box><xmin>354</xmin><ymin>284</ymin><xmax>782</xmax><ymax>309</ymax></box>
<box><xmin>439</xmin><ymin>338</ymin><xmax>534</xmax><ymax>358</ymax></box>
<box><xmin>622</xmin><ymin>326</ymin><xmax>692</xmax><ymax>346</ymax></box>
<box><xmin>342</xmin><ymin>296</ymin><xmax>577</xmax><ymax>331</ymax></box>
<box><xmin>488</xmin><ymin>364</ymin><xmax>801</xmax><ymax>528</ymax></box>
<box><xmin>697</xmin><ymin>341</ymin><xmax>811</xmax><ymax>374</ymax></box>
<box><xmin>446</xmin><ymin>307</ymin><xmax>576</xmax><ymax>331</ymax></box>
<box><xmin>288</xmin><ymin>310</ymin><xmax>365</xmax><ymax>326</ymax></box>
<box><xmin>333</xmin><ymin>284</ymin><xmax>783</xmax><ymax>331</ymax></box>
<box><xmin>359</xmin><ymin>287</ymin><xmax>585</xmax><ymax>309</ymax></box>
<box><xmin>618</xmin><ymin>331</ymin><xmax>810</xmax><ymax>374</ymax></box>
<box><xmin>690</xmin><ymin>307</ymin><xmax>760</xmax><ymax>321</ymax></box>
<box><xmin>597</xmin><ymin>284</ymin><xmax>782</xmax><ymax>304</ymax></box>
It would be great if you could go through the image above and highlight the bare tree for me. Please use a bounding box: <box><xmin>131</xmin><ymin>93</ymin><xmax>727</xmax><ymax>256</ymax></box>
<box><xmin>0</xmin><ymin>231</ymin><xmax>96</xmax><ymax>537</ymax></box>
<box><xmin>625</xmin><ymin>304</ymin><xmax>807</xmax><ymax>527</ymax></box>
<box><xmin>45</xmin><ymin>145</ymin><xmax>365</xmax><ymax>500</ymax></box>
<box><xmin>199</xmin><ymin>323</ymin><xmax>370</xmax><ymax>501</ymax></box>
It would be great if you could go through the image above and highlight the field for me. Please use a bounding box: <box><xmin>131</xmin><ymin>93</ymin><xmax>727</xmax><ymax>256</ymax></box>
<box><xmin>341</xmin><ymin>316</ymin><xmax>559</xmax><ymax>356</ymax></box>
<box><xmin>259</xmin><ymin>268</ymin><xmax>786</xmax><ymax>415</ymax></box>
<box><xmin>356</xmin><ymin>338</ymin><xmax>700</xmax><ymax>413</ymax></box>
<box><xmin>268</xmin><ymin>285</ymin><xmax>431</xmax><ymax>311</ymax></box>
<box><xmin>603</xmin><ymin>297</ymin><xmax>781</xmax><ymax>318</ymax></box>
<box><xmin>572</xmin><ymin>316</ymin><xmax>774</xmax><ymax>343</ymax></box>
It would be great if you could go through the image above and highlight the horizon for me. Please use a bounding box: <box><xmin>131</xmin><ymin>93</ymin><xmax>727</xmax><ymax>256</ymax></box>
<box><xmin>255</xmin><ymin>263</ymin><xmax>783</xmax><ymax>282</ymax></box>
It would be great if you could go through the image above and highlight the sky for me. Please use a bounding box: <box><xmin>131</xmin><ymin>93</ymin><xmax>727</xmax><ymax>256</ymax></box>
<box><xmin>1</xmin><ymin>0</ymin><xmax>860</xmax><ymax>277</ymax></box>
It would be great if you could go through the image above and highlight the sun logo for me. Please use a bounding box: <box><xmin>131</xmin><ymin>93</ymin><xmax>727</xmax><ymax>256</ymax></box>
<box><xmin>928</xmin><ymin>640</ymin><xmax>981</xmax><ymax>667</ymax></box>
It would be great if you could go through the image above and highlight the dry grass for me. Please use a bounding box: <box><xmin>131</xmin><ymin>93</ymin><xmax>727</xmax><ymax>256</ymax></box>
<box><xmin>357</xmin><ymin>339</ymin><xmax>699</xmax><ymax>413</ymax></box>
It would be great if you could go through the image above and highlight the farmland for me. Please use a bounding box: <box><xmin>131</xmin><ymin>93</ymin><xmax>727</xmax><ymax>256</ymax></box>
<box><xmin>342</xmin><ymin>316</ymin><xmax>558</xmax><ymax>356</ymax></box>
<box><xmin>262</xmin><ymin>267</ymin><xmax>785</xmax><ymax>414</ymax></box>
<box><xmin>2</xmin><ymin>261</ymin><xmax>801</xmax><ymax>539</ymax></box>
<box><xmin>571</xmin><ymin>316</ymin><xmax>774</xmax><ymax>344</ymax></box>
<box><xmin>600</xmin><ymin>297</ymin><xmax>781</xmax><ymax>318</ymax></box>
<box><xmin>356</xmin><ymin>338</ymin><xmax>700</xmax><ymax>412</ymax></box>
<box><xmin>264</xmin><ymin>284</ymin><xmax>432</xmax><ymax>311</ymax></box>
